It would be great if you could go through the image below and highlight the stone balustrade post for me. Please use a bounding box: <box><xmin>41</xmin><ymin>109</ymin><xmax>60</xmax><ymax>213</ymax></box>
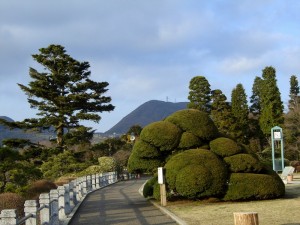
<box><xmin>95</xmin><ymin>174</ymin><xmax>100</xmax><ymax>189</ymax></box>
<box><xmin>68</xmin><ymin>181</ymin><xmax>77</xmax><ymax>210</ymax></box>
<box><xmin>86</xmin><ymin>175</ymin><xmax>92</xmax><ymax>193</ymax></box>
<box><xmin>92</xmin><ymin>174</ymin><xmax>96</xmax><ymax>190</ymax></box>
<box><xmin>0</xmin><ymin>209</ymin><xmax>17</xmax><ymax>225</ymax></box>
<box><xmin>39</xmin><ymin>193</ymin><xmax>50</xmax><ymax>225</ymax></box>
<box><xmin>63</xmin><ymin>184</ymin><xmax>71</xmax><ymax>215</ymax></box>
<box><xmin>50</xmin><ymin>189</ymin><xmax>59</xmax><ymax>225</ymax></box>
<box><xmin>24</xmin><ymin>200</ymin><xmax>37</xmax><ymax>225</ymax></box>
<box><xmin>82</xmin><ymin>176</ymin><xmax>88</xmax><ymax>196</ymax></box>
<box><xmin>75</xmin><ymin>178</ymin><xmax>81</xmax><ymax>201</ymax></box>
<box><xmin>58</xmin><ymin>186</ymin><xmax>67</xmax><ymax>220</ymax></box>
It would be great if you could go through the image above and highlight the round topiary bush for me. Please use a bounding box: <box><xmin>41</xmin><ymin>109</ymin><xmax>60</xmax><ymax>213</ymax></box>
<box><xmin>143</xmin><ymin>176</ymin><xmax>157</xmax><ymax>198</ymax></box>
<box><xmin>140</xmin><ymin>121</ymin><xmax>182</xmax><ymax>151</ymax></box>
<box><xmin>127</xmin><ymin>150</ymin><xmax>163</xmax><ymax>173</ymax></box>
<box><xmin>0</xmin><ymin>193</ymin><xmax>25</xmax><ymax>218</ymax></box>
<box><xmin>165</xmin><ymin>149</ymin><xmax>228</xmax><ymax>198</ymax></box>
<box><xmin>165</xmin><ymin>109</ymin><xmax>219</xmax><ymax>140</ymax></box>
<box><xmin>210</xmin><ymin>137</ymin><xmax>242</xmax><ymax>157</ymax></box>
<box><xmin>178</xmin><ymin>132</ymin><xmax>202</xmax><ymax>149</ymax></box>
<box><xmin>224</xmin><ymin>154</ymin><xmax>264</xmax><ymax>173</ymax></box>
<box><xmin>26</xmin><ymin>180</ymin><xmax>57</xmax><ymax>199</ymax></box>
<box><xmin>223</xmin><ymin>173</ymin><xmax>285</xmax><ymax>201</ymax></box>
<box><xmin>132</xmin><ymin>139</ymin><xmax>160</xmax><ymax>158</ymax></box>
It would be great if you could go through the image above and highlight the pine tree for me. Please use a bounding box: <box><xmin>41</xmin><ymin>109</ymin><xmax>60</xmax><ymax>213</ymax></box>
<box><xmin>187</xmin><ymin>76</ymin><xmax>211</xmax><ymax>112</ymax></box>
<box><xmin>259</xmin><ymin>66</ymin><xmax>284</xmax><ymax>135</ymax></box>
<box><xmin>13</xmin><ymin>45</ymin><xmax>114</xmax><ymax>147</ymax></box>
<box><xmin>230</xmin><ymin>84</ymin><xmax>250</xmax><ymax>144</ymax></box>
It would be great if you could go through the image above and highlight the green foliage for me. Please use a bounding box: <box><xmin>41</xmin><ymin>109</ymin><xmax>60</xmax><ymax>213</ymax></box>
<box><xmin>165</xmin><ymin>149</ymin><xmax>228</xmax><ymax>198</ymax></box>
<box><xmin>132</xmin><ymin>139</ymin><xmax>160</xmax><ymax>158</ymax></box>
<box><xmin>178</xmin><ymin>132</ymin><xmax>202</xmax><ymax>149</ymax></box>
<box><xmin>97</xmin><ymin>157</ymin><xmax>117</xmax><ymax>172</ymax></box>
<box><xmin>153</xmin><ymin>182</ymin><xmax>161</xmax><ymax>200</ymax></box>
<box><xmin>165</xmin><ymin>109</ymin><xmax>218</xmax><ymax>140</ymax></box>
<box><xmin>211</xmin><ymin>89</ymin><xmax>233</xmax><ymax>137</ymax></box>
<box><xmin>17</xmin><ymin>44</ymin><xmax>114</xmax><ymax>147</ymax></box>
<box><xmin>230</xmin><ymin>84</ymin><xmax>250</xmax><ymax>144</ymax></box>
<box><xmin>224</xmin><ymin>154</ymin><xmax>264</xmax><ymax>173</ymax></box>
<box><xmin>258</xmin><ymin>66</ymin><xmax>284</xmax><ymax>135</ymax></box>
<box><xmin>143</xmin><ymin>176</ymin><xmax>157</xmax><ymax>198</ymax></box>
<box><xmin>209</xmin><ymin>137</ymin><xmax>242</xmax><ymax>157</ymax></box>
<box><xmin>40</xmin><ymin>151</ymin><xmax>87</xmax><ymax>179</ymax></box>
<box><xmin>140</xmin><ymin>121</ymin><xmax>182</xmax><ymax>151</ymax></box>
<box><xmin>223</xmin><ymin>173</ymin><xmax>285</xmax><ymax>201</ymax></box>
<box><xmin>188</xmin><ymin>76</ymin><xmax>211</xmax><ymax>112</ymax></box>
<box><xmin>127</xmin><ymin>150</ymin><xmax>163</xmax><ymax>173</ymax></box>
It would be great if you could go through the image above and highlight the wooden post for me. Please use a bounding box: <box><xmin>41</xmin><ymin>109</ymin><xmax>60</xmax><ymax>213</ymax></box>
<box><xmin>234</xmin><ymin>212</ymin><xmax>259</xmax><ymax>225</ymax></box>
<box><xmin>160</xmin><ymin>184</ymin><xmax>167</xmax><ymax>206</ymax></box>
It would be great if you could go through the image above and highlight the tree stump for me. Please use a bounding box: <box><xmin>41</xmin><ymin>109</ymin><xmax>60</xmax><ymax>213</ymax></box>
<box><xmin>233</xmin><ymin>212</ymin><xmax>259</xmax><ymax>225</ymax></box>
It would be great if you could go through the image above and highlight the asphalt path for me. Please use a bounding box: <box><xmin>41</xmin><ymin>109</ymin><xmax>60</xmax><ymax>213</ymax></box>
<box><xmin>68</xmin><ymin>176</ymin><xmax>178</xmax><ymax>225</ymax></box>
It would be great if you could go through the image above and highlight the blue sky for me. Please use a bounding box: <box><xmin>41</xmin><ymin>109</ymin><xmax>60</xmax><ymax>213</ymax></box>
<box><xmin>1</xmin><ymin>0</ymin><xmax>300</xmax><ymax>132</ymax></box>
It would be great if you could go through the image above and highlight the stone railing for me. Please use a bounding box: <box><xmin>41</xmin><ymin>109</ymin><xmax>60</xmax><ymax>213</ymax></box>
<box><xmin>0</xmin><ymin>171</ymin><xmax>118</xmax><ymax>225</ymax></box>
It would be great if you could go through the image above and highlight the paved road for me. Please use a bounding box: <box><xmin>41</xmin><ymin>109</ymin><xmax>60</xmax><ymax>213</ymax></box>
<box><xmin>68</xmin><ymin>177</ymin><xmax>178</xmax><ymax>225</ymax></box>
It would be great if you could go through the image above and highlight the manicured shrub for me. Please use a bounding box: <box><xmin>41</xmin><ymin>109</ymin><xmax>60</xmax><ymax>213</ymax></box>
<box><xmin>127</xmin><ymin>150</ymin><xmax>163</xmax><ymax>173</ymax></box>
<box><xmin>165</xmin><ymin>109</ymin><xmax>219</xmax><ymax>140</ymax></box>
<box><xmin>0</xmin><ymin>193</ymin><xmax>25</xmax><ymax>218</ymax></box>
<box><xmin>140</xmin><ymin>121</ymin><xmax>182</xmax><ymax>151</ymax></box>
<box><xmin>223</xmin><ymin>173</ymin><xmax>285</xmax><ymax>201</ymax></box>
<box><xmin>210</xmin><ymin>137</ymin><xmax>242</xmax><ymax>157</ymax></box>
<box><xmin>178</xmin><ymin>132</ymin><xmax>203</xmax><ymax>149</ymax></box>
<box><xmin>143</xmin><ymin>176</ymin><xmax>157</xmax><ymax>198</ymax></box>
<box><xmin>26</xmin><ymin>180</ymin><xmax>57</xmax><ymax>199</ymax></box>
<box><xmin>98</xmin><ymin>156</ymin><xmax>117</xmax><ymax>172</ymax></box>
<box><xmin>153</xmin><ymin>182</ymin><xmax>161</xmax><ymax>200</ymax></box>
<box><xmin>165</xmin><ymin>149</ymin><xmax>228</xmax><ymax>199</ymax></box>
<box><xmin>224</xmin><ymin>154</ymin><xmax>264</xmax><ymax>173</ymax></box>
<box><xmin>132</xmin><ymin>139</ymin><xmax>160</xmax><ymax>158</ymax></box>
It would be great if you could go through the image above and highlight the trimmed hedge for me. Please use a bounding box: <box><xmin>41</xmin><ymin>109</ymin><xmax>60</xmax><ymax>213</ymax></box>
<box><xmin>165</xmin><ymin>149</ymin><xmax>228</xmax><ymax>198</ymax></box>
<box><xmin>223</xmin><ymin>173</ymin><xmax>285</xmax><ymax>201</ymax></box>
<box><xmin>224</xmin><ymin>154</ymin><xmax>264</xmax><ymax>173</ymax></box>
<box><xmin>140</xmin><ymin>121</ymin><xmax>182</xmax><ymax>151</ymax></box>
<box><xmin>178</xmin><ymin>132</ymin><xmax>202</xmax><ymax>149</ymax></box>
<box><xmin>127</xmin><ymin>150</ymin><xmax>163</xmax><ymax>173</ymax></box>
<box><xmin>143</xmin><ymin>176</ymin><xmax>157</xmax><ymax>198</ymax></box>
<box><xmin>210</xmin><ymin>137</ymin><xmax>242</xmax><ymax>157</ymax></box>
<box><xmin>132</xmin><ymin>139</ymin><xmax>160</xmax><ymax>158</ymax></box>
<box><xmin>165</xmin><ymin>109</ymin><xmax>219</xmax><ymax>140</ymax></box>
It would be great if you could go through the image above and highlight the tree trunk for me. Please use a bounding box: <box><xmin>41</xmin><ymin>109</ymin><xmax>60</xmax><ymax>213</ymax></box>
<box><xmin>234</xmin><ymin>212</ymin><xmax>259</xmax><ymax>225</ymax></box>
<box><xmin>56</xmin><ymin>123</ymin><xmax>64</xmax><ymax>148</ymax></box>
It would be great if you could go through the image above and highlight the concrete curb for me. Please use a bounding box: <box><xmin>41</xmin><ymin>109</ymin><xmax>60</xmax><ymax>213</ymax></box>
<box><xmin>139</xmin><ymin>181</ymin><xmax>187</xmax><ymax>225</ymax></box>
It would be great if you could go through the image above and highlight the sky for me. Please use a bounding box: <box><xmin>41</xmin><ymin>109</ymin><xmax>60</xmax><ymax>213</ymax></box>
<box><xmin>1</xmin><ymin>0</ymin><xmax>300</xmax><ymax>133</ymax></box>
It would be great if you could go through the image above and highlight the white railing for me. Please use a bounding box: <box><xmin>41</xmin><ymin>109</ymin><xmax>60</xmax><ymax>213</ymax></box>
<box><xmin>0</xmin><ymin>171</ymin><xmax>118</xmax><ymax>225</ymax></box>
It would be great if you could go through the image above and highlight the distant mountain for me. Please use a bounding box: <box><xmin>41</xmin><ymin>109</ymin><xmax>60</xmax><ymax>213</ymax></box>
<box><xmin>105</xmin><ymin>100</ymin><xmax>188</xmax><ymax>135</ymax></box>
<box><xmin>0</xmin><ymin>116</ymin><xmax>53</xmax><ymax>144</ymax></box>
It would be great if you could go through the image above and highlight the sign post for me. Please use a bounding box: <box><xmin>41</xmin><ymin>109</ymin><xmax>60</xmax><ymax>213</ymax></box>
<box><xmin>157</xmin><ymin>167</ymin><xmax>167</xmax><ymax>206</ymax></box>
<box><xmin>271</xmin><ymin>126</ymin><xmax>284</xmax><ymax>172</ymax></box>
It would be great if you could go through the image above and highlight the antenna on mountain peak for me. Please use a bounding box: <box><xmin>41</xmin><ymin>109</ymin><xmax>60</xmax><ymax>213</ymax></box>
<box><xmin>166</xmin><ymin>96</ymin><xmax>169</xmax><ymax>102</ymax></box>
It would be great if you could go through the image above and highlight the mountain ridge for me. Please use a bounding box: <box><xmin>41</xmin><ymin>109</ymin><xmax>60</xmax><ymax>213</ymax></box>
<box><xmin>105</xmin><ymin>100</ymin><xmax>188</xmax><ymax>134</ymax></box>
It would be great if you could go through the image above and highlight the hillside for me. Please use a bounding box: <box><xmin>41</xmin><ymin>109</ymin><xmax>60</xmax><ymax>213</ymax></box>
<box><xmin>105</xmin><ymin>100</ymin><xmax>188</xmax><ymax>135</ymax></box>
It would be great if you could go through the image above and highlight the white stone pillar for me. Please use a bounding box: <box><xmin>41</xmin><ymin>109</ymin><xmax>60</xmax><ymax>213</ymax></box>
<box><xmin>92</xmin><ymin>174</ymin><xmax>96</xmax><ymax>190</ymax></box>
<box><xmin>68</xmin><ymin>181</ymin><xmax>76</xmax><ymax>210</ymax></box>
<box><xmin>58</xmin><ymin>186</ymin><xmax>66</xmax><ymax>220</ymax></box>
<box><xmin>24</xmin><ymin>200</ymin><xmax>37</xmax><ymax>225</ymax></box>
<box><xmin>0</xmin><ymin>209</ymin><xmax>17</xmax><ymax>225</ymax></box>
<box><xmin>39</xmin><ymin>193</ymin><xmax>50</xmax><ymax>225</ymax></box>
<box><xmin>50</xmin><ymin>189</ymin><xmax>59</xmax><ymax>225</ymax></box>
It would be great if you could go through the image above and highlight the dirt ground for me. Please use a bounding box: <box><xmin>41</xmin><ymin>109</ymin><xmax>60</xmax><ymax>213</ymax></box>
<box><xmin>165</xmin><ymin>174</ymin><xmax>300</xmax><ymax>225</ymax></box>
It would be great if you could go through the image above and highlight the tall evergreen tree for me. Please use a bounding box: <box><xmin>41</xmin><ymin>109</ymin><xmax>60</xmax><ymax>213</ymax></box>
<box><xmin>6</xmin><ymin>45</ymin><xmax>115</xmax><ymax>148</ymax></box>
<box><xmin>288</xmin><ymin>75</ymin><xmax>300</xmax><ymax>110</ymax></box>
<box><xmin>210</xmin><ymin>89</ymin><xmax>233</xmax><ymax>137</ymax></box>
<box><xmin>187</xmin><ymin>76</ymin><xmax>211</xmax><ymax>112</ymax></box>
<box><xmin>259</xmin><ymin>66</ymin><xmax>284</xmax><ymax>136</ymax></box>
<box><xmin>284</xmin><ymin>75</ymin><xmax>300</xmax><ymax>159</ymax></box>
<box><xmin>249</xmin><ymin>76</ymin><xmax>262</xmax><ymax>116</ymax></box>
<box><xmin>231</xmin><ymin>84</ymin><xmax>250</xmax><ymax>144</ymax></box>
